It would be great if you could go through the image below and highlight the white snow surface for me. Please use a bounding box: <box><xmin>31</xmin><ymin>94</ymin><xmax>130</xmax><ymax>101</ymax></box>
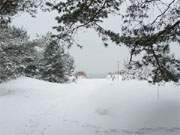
<box><xmin>0</xmin><ymin>77</ymin><xmax>180</xmax><ymax>135</ymax></box>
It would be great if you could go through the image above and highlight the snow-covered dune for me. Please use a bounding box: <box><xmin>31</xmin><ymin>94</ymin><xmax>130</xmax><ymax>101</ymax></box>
<box><xmin>0</xmin><ymin>77</ymin><xmax>180</xmax><ymax>135</ymax></box>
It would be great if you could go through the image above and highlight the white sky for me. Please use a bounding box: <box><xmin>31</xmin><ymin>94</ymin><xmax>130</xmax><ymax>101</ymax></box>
<box><xmin>12</xmin><ymin>6</ymin><xmax>180</xmax><ymax>75</ymax></box>
<box><xmin>12</xmin><ymin>11</ymin><xmax>129</xmax><ymax>75</ymax></box>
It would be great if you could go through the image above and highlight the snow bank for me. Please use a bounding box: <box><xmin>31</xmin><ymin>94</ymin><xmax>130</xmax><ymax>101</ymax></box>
<box><xmin>0</xmin><ymin>77</ymin><xmax>180</xmax><ymax>135</ymax></box>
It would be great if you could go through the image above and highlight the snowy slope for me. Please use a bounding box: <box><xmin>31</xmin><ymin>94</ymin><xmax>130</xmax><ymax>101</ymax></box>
<box><xmin>0</xmin><ymin>77</ymin><xmax>180</xmax><ymax>135</ymax></box>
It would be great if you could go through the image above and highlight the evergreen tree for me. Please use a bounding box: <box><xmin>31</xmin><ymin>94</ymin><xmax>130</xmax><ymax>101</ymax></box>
<box><xmin>0</xmin><ymin>25</ymin><xmax>31</xmax><ymax>82</ymax></box>
<box><xmin>0</xmin><ymin>1</ymin><xmax>75</xmax><ymax>83</ymax></box>
<box><xmin>47</xmin><ymin>0</ymin><xmax>180</xmax><ymax>83</ymax></box>
<box><xmin>0</xmin><ymin>26</ymin><xmax>74</xmax><ymax>83</ymax></box>
<box><xmin>39</xmin><ymin>40</ymin><xmax>74</xmax><ymax>83</ymax></box>
<box><xmin>0</xmin><ymin>0</ymin><xmax>45</xmax><ymax>25</ymax></box>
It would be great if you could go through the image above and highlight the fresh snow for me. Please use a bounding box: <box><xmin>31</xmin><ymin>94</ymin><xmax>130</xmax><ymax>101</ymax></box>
<box><xmin>0</xmin><ymin>77</ymin><xmax>180</xmax><ymax>135</ymax></box>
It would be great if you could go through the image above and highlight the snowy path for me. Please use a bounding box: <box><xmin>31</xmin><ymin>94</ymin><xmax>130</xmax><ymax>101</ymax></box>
<box><xmin>0</xmin><ymin>77</ymin><xmax>180</xmax><ymax>135</ymax></box>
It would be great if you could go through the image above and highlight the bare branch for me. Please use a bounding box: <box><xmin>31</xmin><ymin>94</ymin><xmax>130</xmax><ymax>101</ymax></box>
<box><xmin>151</xmin><ymin>0</ymin><xmax>176</xmax><ymax>25</ymax></box>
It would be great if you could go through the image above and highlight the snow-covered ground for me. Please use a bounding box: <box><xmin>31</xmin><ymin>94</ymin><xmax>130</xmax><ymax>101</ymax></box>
<box><xmin>0</xmin><ymin>77</ymin><xmax>180</xmax><ymax>135</ymax></box>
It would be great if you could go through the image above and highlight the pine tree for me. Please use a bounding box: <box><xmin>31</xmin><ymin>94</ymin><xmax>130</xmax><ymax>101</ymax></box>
<box><xmin>0</xmin><ymin>26</ymin><xmax>26</xmax><ymax>82</ymax></box>
<box><xmin>0</xmin><ymin>25</ymin><xmax>40</xmax><ymax>82</ymax></box>
<box><xmin>39</xmin><ymin>40</ymin><xmax>74</xmax><ymax>83</ymax></box>
<box><xmin>0</xmin><ymin>0</ymin><xmax>44</xmax><ymax>25</ymax></box>
<box><xmin>47</xmin><ymin>0</ymin><xmax>180</xmax><ymax>83</ymax></box>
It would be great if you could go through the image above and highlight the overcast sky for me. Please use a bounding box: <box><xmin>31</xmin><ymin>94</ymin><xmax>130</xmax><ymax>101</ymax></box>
<box><xmin>12</xmin><ymin>11</ymin><xmax>130</xmax><ymax>75</ymax></box>
<box><xmin>12</xmin><ymin>9</ymin><xmax>180</xmax><ymax>75</ymax></box>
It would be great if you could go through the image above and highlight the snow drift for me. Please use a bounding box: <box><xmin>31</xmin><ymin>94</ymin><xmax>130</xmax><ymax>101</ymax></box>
<box><xmin>0</xmin><ymin>77</ymin><xmax>180</xmax><ymax>135</ymax></box>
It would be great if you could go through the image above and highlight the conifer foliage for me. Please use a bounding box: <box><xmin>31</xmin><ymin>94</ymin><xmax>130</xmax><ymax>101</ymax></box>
<box><xmin>0</xmin><ymin>0</ymin><xmax>75</xmax><ymax>83</ymax></box>
<box><xmin>39</xmin><ymin>40</ymin><xmax>74</xmax><ymax>83</ymax></box>
<box><xmin>47</xmin><ymin>0</ymin><xmax>180</xmax><ymax>83</ymax></box>
<box><xmin>0</xmin><ymin>26</ymin><xmax>74</xmax><ymax>83</ymax></box>
<box><xmin>0</xmin><ymin>25</ymin><xmax>31</xmax><ymax>82</ymax></box>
